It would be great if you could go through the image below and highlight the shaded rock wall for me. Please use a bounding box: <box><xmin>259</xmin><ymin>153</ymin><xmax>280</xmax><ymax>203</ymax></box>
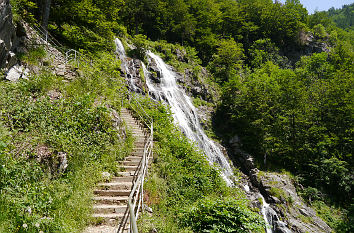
<box><xmin>0</xmin><ymin>0</ymin><xmax>16</xmax><ymax>69</ymax></box>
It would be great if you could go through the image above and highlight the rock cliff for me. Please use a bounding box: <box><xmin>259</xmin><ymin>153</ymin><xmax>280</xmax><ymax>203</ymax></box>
<box><xmin>0</xmin><ymin>0</ymin><xmax>16</xmax><ymax>69</ymax></box>
<box><xmin>229</xmin><ymin>136</ymin><xmax>332</xmax><ymax>233</ymax></box>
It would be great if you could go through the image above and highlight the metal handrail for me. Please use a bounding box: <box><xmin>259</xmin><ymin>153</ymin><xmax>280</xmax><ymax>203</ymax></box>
<box><xmin>31</xmin><ymin>23</ymin><xmax>65</xmax><ymax>52</ymax></box>
<box><xmin>28</xmin><ymin>19</ymin><xmax>92</xmax><ymax>67</ymax></box>
<box><xmin>117</xmin><ymin>97</ymin><xmax>153</xmax><ymax>233</ymax></box>
<box><xmin>28</xmin><ymin>20</ymin><xmax>152</xmax><ymax>232</ymax></box>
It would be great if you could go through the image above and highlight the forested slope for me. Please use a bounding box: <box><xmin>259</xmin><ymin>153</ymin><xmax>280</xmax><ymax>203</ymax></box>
<box><xmin>327</xmin><ymin>3</ymin><xmax>354</xmax><ymax>30</ymax></box>
<box><xmin>4</xmin><ymin>0</ymin><xmax>354</xmax><ymax>232</ymax></box>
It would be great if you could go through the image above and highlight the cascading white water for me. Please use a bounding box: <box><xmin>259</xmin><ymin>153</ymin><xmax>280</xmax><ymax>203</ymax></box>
<box><xmin>115</xmin><ymin>38</ymin><xmax>138</xmax><ymax>92</ymax></box>
<box><xmin>115</xmin><ymin>38</ymin><xmax>287</xmax><ymax>233</ymax></box>
<box><xmin>115</xmin><ymin>38</ymin><xmax>126</xmax><ymax>57</ymax></box>
<box><xmin>145</xmin><ymin>52</ymin><xmax>234</xmax><ymax>186</ymax></box>
<box><xmin>144</xmin><ymin>52</ymin><xmax>283</xmax><ymax>233</ymax></box>
<box><xmin>259</xmin><ymin>195</ymin><xmax>273</xmax><ymax>233</ymax></box>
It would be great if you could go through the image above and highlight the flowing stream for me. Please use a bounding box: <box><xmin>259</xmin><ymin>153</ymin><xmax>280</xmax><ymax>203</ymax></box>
<box><xmin>115</xmin><ymin>38</ymin><xmax>284</xmax><ymax>232</ymax></box>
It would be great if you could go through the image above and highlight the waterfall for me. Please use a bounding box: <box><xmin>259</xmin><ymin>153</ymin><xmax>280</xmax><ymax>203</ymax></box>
<box><xmin>115</xmin><ymin>38</ymin><xmax>140</xmax><ymax>93</ymax></box>
<box><xmin>115</xmin><ymin>38</ymin><xmax>289</xmax><ymax>233</ymax></box>
<box><xmin>145</xmin><ymin>52</ymin><xmax>234</xmax><ymax>186</ymax></box>
<box><xmin>144</xmin><ymin>52</ymin><xmax>287</xmax><ymax>233</ymax></box>
<box><xmin>259</xmin><ymin>195</ymin><xmax>273</xmax><ymax>233</ymax></box>
<box><xmin>115</xmin><ymin>38</ymin><xmax>126</xmax><ymax>57</ymax></box>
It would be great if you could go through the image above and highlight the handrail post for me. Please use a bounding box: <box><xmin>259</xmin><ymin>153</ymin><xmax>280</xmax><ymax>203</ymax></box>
<box><xmin>129</xmin><ymin>202</ymin><xmax>139</xmax><ymax>233</ymax></box>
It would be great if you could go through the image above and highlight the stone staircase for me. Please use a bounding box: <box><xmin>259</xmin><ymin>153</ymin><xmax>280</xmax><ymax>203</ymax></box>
<box><xmin>83</xmin><ymin>108</ymin><xmax>148</xmax><ymax>233</ymax></box>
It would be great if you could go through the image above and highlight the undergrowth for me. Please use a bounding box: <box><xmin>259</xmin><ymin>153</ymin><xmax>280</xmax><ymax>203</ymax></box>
<box><xmin>0</xmin><ymin>51</ymin><xmax>132</xmax><ymax>232</ymax></box>
<box><xmin>129</xmin><ymin>96</ymin><xmax>265</xmax><ymax>232</ymax></box>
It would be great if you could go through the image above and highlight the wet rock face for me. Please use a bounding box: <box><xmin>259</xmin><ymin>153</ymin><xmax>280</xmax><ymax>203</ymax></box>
<box><xmin>259</xmin><ymin>173</ymin><xmax>331</xmax><ymax>233</ymax></box>
<box><xmin>0</xmin><ymin>0</ymin><xmax>16</xmax><ymax>69</ymax></box>
<box><xmin>229</xmin><ymin>135</ymin><xmax>332</xmax><ymax>233</ymax></box>
<box><xmin>125</xmin><ymin>58</ymin><xmax>147</xmax><ymax>93</ymax></box>
<box><xmin>148</xmin><ymin>59</ymin><xmax>161</xmax><ymax>83</ymax></box>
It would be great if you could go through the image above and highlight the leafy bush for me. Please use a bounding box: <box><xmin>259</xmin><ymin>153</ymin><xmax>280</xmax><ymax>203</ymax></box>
<box><xmin>181</xmin><ymin>197</ymin><xmax>265</xmax><ymax>233</ymax></box>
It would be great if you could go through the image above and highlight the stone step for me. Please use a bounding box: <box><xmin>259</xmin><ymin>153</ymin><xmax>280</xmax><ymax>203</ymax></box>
<box><xmin>93</xmin><ymin>204</ymin><xmax>127</xmax><ymax>214</ymax></box>
<box><xmin>132</xmin><ymin>147</ymin><xmax>145</xmax><ymax>151</ymax></box>
<box><xmin>111</xmin><ymin>176</ymin><xmax>134</xmax><ymax>182</ymax></box>
<box><xmin>117</xmin><ymin>171</ymin><xmax>135</xmax><ymax>177</ymax></box>
<box><xmin>124</xmin><ymin>120</ymin><xmax>138</xmax><ymax>123</ymax></box>
<box><xmin>131</xmin><ymin>130</ymin><xmax>144</xmax><ymax>133</ymax></box>
<box><xmin>134</xmin><ymin>141</ymin><xmax>146</xmax><ymax>146</ymax></box>
<box><xmin>131</xmin><ymin>130</ymin><xmax>145</xmax><ymax>133</ymax></box>
<box><xmin>124</xmin><ymin>122</ymin><xmax>138</xmax><ymax>125</ymax></box>
<box><xmin>131</xmin><ymin>152</ymin><xmax>144</xmax><ymax>156</ymax></box>
<box><xmin>97</xmin><ymin>182</ymin><xmax>133</xmax><ymax>190</ymax></box>
<box><xmin>123</xmin><ymin>121</ymin><xmax>137</xmax><ymax>125</ymax></box>
<box><xmin>122</xmin><ymin>160</ymin><xmax>141</xmax><ymax>166</ymax></box>
<box><xmin>131</xmin><ymin>131</ymin><xmax>145</xmax><ymax>135</ymax></box>
<box><xmin>92</xmin><ymin>213</ymin><xmax>125</xmax><ymax>225</ymax></box>
<box><xmin>122</xmin><ymin>165</ymin><xmax>138</xmax><ymax>172</ymax></box>
<box><xmin>93</xmin><ymin>196</ymin><xmax>128</xmax><ymax>205</ymax></box>
<box><xmin>125</xmin><ymin>156</ymin><xmax>142</xmax><ymax>161</ymax></box>
<box><xmin>83</xmin><ymin>225</ymin><xmax>120</xmax><ymax>233</ymax></box>
<box><xmin>130</xmin><ymin>128</ymin><xmax>145</xmax><ymax>132</ymax></box>
<box><xmin>132</xmin><ymin>132</ymin><xmax>147</xmax><ymax>135</ymax></box>
<box><xmin>94</xmin><ymin>189</ymin><xmax>131</xmax><ymax>196</ymax></box>
<box><xmin>134</xmin><ymin>138</ymin><xmax>147</xmax><ymax>142</ymax></box>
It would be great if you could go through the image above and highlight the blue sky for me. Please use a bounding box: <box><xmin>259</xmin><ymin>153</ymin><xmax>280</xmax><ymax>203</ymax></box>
<box><xmin>278</xmin><ymin>0</ymin><xmax>354</xmax><ymax>14</ymax></box>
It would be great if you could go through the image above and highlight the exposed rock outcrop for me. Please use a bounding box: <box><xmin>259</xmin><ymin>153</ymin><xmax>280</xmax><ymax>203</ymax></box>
<box><xmin>0</xmin><ymin>0</ymin><xmax>16</xmax><ymax>69</ymax></box>
<box><xmin>259</xmin><ymin>173</ymin><xmax>331</xmax><ymax>233</ymax></box>
<box><xmin>283</xmin><ymin>31</ymin><xmax>330</xmax><ymax>65</ymax></box>
<box><xmin>177</xmin><ymin>67</ymin><xmax>215</xmax><ymax>102</ymax></box>
<box><xmin>5</xmin><ymin>64</ymin><xmax>29</xmax><ymax>81</ymax></box>
<box><xmin>123</xmin><ymin>58</ymin><xmax>147</xmax><ymax>93</ymax></box>
<box><xmin>35</xmin><ymin>145</ymin><xmax>68</xmax><ymax>175</ymax></box>
<box><xmin>229</xmin><ymin>135</ymin><xmax>332</xmax><ymax>233</ymax></box>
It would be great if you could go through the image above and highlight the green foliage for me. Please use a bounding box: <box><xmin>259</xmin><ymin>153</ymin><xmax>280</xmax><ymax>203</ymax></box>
<box><xmin>48</xmin><ymin>0</ymin><xmax>125</xmax><ymax>51</ymax></box>
<box><xmin>0</xmin><ymin>50</ymin><xmax>131</xmax><ymax>232</ymax></box>
<box><xmin>10</xmin><ymin>0</ymin><xmax>354</xmax><ymax>230</ymax></box>
<box><xmin>336</xmin><ymin>201</ymin><xmax>354</xmax><ymax>233</ymax></box>
<box><xmin>208</xmin><ymin>38</ymin><xmax>244</xmax><ymax>83</ymax></box>
<box><xmin>248</xmin><ymin>39</ymin><xmax>290</xmax><ymax>69</ymax></box>
<box><xmin>19</xmin><ymin>46</ymin><xmax>47</xmax><ymax>65</ymax></box>
<box><xmin>313</xmin><ymin>24</ymin><xmax>328</xmax><ymax>39</ymax></box>
<box><xmin>129</xmin><ymin>96</ymin><xmax>263</xmax><ymax>232</ymax></box>
<box><xmin>311</xmin><ymin>200</ymin><xmax>344</xmax><ymax>230</ymax></box>
<box><xmin>128</xmin><ymin>34</ymin><xmax>148</xmax><ymax>61</ymax></box>
<box><xmin>217</xmin><ymin>42</ymin><xmax>354</xmax><ymax>202</ymax></box>
<box><xmin>10</xmin><ymin>0</ymin><xmax>37</xmax><ymax>23</ymax></box>
<box><xmin>327</xmin><ymin>4</ymin><xmax>354</xmax><ymax>30</ymax></box>
<box><xmin>117</xmin><ymin>0</ymin><xmax>310</xmax><ymax>64</ymax></box>
<box><xmin>180</xmin><ymin>197</ymin><xmax>265</xmax><ymax>232</ymax></box>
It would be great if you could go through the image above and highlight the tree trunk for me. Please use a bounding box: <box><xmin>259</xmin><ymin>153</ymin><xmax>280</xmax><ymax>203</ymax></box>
<box><xmin>41</xmin><ymin>0</ymin><xmax>51</xmax><ymax>31</ymax></box>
